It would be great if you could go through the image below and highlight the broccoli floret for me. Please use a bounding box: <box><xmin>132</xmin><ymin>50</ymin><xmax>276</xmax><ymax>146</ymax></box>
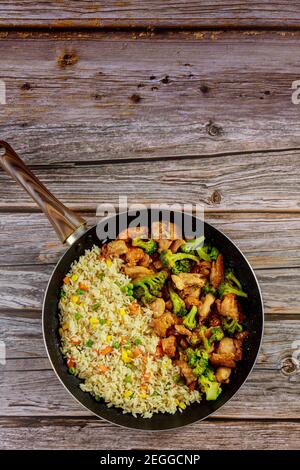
<box><xmin>186</xmin><ymin>349</ymin><xmax>209</xmax><ymax>377</ymax></box>
<box><xmin>181</xmin><ymin>237</ymin><xmax>219</xmax><ymax>262</ymax></box>
<box><xmin>132</xmin><ymin>237</ymin><xmax>157</xmax><ymax>255</ymax></box>
<box><xmin>210</xmin><ymin>327</ymin><xmax>224</xmax><ymax>343</ymax></box>
<box><xmin>203</xmin><ymin>283</ymin><xmax>217</xmax><ymax>295</ymax></box>
<box><xmin>198</xmin><ymin>325</ymin><xmax>213</xmax><ymax>352</ymax></box>
<box><xmin>172</xmin><ymin>259</ymin><xmax>194</xmax><ymax>275</ymax></box>
<box><xmin>222</xmin><ymin>318</ymin><xmax>243</xmax><ymax>335</ymax></box>
<box><xmin>160</xmin><ymin>249</ymin><xmax>198</xmax><ymax>274</ymax></box>
<box><xmin>198</xmin><ymin>368</ymin><xmax>222</xmax><ymax>401</ymax></box>
<box><xmin>132</xmin><ymin>271</ymin><xmax>168</xmax><ymax>304</ymax></box>
<box><xmin>168</xmin><ymin>283</ymin><xmax>187</xmax><ymax>317</ymax></box>
<box><xmin>183</xmin><ymin>306</ymin><xmax>198</xmax><ymax>330</ymax></box>
<box><xmin>219</xmin><ymin>269</ymin><xmax>248</xmax><ymax>298</ymax></box>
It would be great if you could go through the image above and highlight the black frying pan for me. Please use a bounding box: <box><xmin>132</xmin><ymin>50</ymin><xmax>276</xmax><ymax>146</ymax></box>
<box><xmin>0</xmin><ymin>141</ymin><xmax>264</xmax><ymax>430</ymax></box>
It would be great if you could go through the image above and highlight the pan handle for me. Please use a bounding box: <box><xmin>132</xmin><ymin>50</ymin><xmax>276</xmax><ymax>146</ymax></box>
<box><xmin>0</xmin><ymin>141</ymin><xmax>87</xmax><ymax>244</ymax></box>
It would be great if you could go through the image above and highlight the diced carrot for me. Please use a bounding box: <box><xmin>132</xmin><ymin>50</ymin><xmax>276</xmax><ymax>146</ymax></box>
<box><xmin>99</xmin><ymin>346</ymin><xmax>113</xmax><ymax>355</ymax></box>
<box><xmin>142</xmin><ymin>355</ymin><xmax>148</xmax><ymax>364</ymax></box>
<box><xmin>98</xmin><ymin>365</ymin><xmax>109</xmax><ymax>374</ymax></box>
<box><xmin>79</xmin><ymin>282</ymin><xmax>89</xmax><ymax>291</ymax></box>
<box><xmin>63</xmin><ymin>276</ymin><xmax>70</xmax><ymax>284</ymax></box>
<box><xmin>120</xmin><ymin>336</ymin><xmax>127</xmax><ymax>345</ymax></box>
<box><xmin>67</xmin><ymin>357</ymin><xmax>76</xmax><ymax>368</ymax></box>
<box><xmin>132</xmin><ymin>347</ymin><xmax>142</xmax><ymax>358</ymax></box>
<box><xmin>70</xmin><ymin>338</ymin><xmax>81</xmax><ymax>345</ymax></box>
<box><xmin>142</xmin><ymin>371</ymin><xmax>151</xmax><ymax>383</ymax></box>
<box><xmin>140</xmin><ymin>384</ymin><xmax>148</xmax><ymax>392</ymax></box>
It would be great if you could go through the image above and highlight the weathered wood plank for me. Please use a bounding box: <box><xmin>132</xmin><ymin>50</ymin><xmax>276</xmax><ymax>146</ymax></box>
<box><xmin>1</xmin><ymin>32</ymin><xmax>300</xmax><ymax>164</ymax></box>
<box><xmin>1</xmin><ymin>1</ymin><xmax>300</xmax><ymax>28</ymax></box>
<box><xmin>1</xmin><ymin>212</ymin><xmax>299</xmax><ymax>269</ymax></box>
<box><xmin>1</xmin><ymin>417</ymin><xmax>299</xmax><ymax>450</ymax></box>
<box><xmin>1</xmin><ymin>312</ymin><xmax>300</xmax><ymax>418</ymax></box>
<box><xmin>0</xmin><ymin>151</ymin><xmax>300</xmax><ymax>211</ymax></box>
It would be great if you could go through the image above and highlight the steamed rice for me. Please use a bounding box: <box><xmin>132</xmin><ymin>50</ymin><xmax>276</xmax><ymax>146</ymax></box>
<box><xmin>59</xmin><ymin>245</ymin><xmax>201</xmax><ymax>418</ymax></box>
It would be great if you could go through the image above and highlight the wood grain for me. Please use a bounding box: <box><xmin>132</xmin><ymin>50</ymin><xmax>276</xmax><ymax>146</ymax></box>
<box><xmin>1</xmin><ymin>417</ymin><xmax>299</xmax><ymax>450</ymax></box>
<box><xmin>0</xmin><ymin>150</ymin><xmax>300</xmax><ymax>212</ymax></box>
<box><xmin>1</xmin><ymin>32</ymin><xmax>300</xmax><ymax>165</ymax></box>
<box><xmin>1</xmin><ymin>1</ymin><xmax>300</xmax><ymax>28</ymax></box>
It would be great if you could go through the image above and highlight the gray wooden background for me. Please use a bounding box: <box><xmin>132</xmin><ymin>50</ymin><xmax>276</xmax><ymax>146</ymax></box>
<box><xmin>0</xmin><ymin>2</ymin><xmax>299</xmax><ymax>450</ymax></box>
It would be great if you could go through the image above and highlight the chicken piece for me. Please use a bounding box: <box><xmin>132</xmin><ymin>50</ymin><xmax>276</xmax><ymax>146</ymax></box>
<box><xmin>215</xmin><ymin>367</ymin><xmax>232</xmax><ymax>384</ymax></box>
<box><xmin>161</xmin><ymin>336</ymin><xmax>177</xmax><ymax>358</ymax></box>
<box><xmin>139</xmin><ymin>253</ymin><xmax>151</xmax><ymax>267</ymax></box>
<box><xmin>170</xmin><ymin>239</ymin><xmax>185</xmax><ymax>253</ymax></box>
<box><xmin>151</xmin><ymin>312</ymin><xmax>175</xmax><ymax>337</ymax></box>
<box><xmin>118</xmin><ymin>226</ymin><xmax>148</xmax><ymax>240</ymax></box>
<box><xmin>216</xmin><ymin>294</ymin><xmax>239</xmax><ymax>321</ymax></box>
<box><xmin>102</xmin><ymin>240</ymin><xmax>128</xmax><ymax>257</ymax></box>
<box><xmin>210</xmin><ymin>337</ymin><xmax>237</xmax><ymax>368</ymax></box>
<box><xmin>191</xmin><ymin>260</ymin><xmax>211</xmax><ymax>277</ymax></box>
<box><xmin>149</xmin><ymin>298</ymin><xmax>165</xmax><ymax>318</ymax></box>
<box><xmin>165</xmin><ymin>299</ymin><xmax>173</xmax><ymax>310</ymax></box>
<box><xmin>198</xmin><ymin>293</ymin><xmax>215</xmax><ymax>321</ymax></box>
<box><xmin>182</xmin><ymin>286</ymin><xmax>202</xmax><ymax>308</ymax></box>
<box><xmin>175</xmin><ymin>324</ymin><xmax>192</xmax><ymax>337</ymax></box>
<box><xmin>218</xmin><ymin>337</ymin><xmax>236</xmax><ymax>355</ymax></box>
<box><xmin>158</xmin><ymin>239</ymin><xmax>173</xmax><ymax>252</ymax></box>
<box><xmin>174</xmin><ymin>360</ymin><xmax>196</xmax><ymax>385</ymax></box>
<box><xmin>123</xmin><ymin>266</ymin><xmax>154</xmax><ymax>278</ymax></box>
<box><xmin>153</xmin><ymin>259</ymin><xmax>163</xmax><ymax>270</ymax></box>
<box><xmin>210</xmin><ymin>254</ymin><xmax>224</xmax><ymax>288</ymax></box>
<box><xmin>128</xmin><ymin>301</ymin><xmax>142</xmax><ymax>316</ymax></box>
<box><xmin>171</xmin><ymin>273</ymin><xmax>206</xmax><ymax>291</ymax></box>
<box><xmin>125</xmin><ymin>247</ymin><xmax>146</xmax><ymax>266</ymax></box>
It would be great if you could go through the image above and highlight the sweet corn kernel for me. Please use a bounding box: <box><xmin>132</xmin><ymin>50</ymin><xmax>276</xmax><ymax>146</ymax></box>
<box><xmin>106</xmin><ymin>335</ymin><xmax>112</xmax><ymax>342</ymax></box>
<box><xmin>119</xmin><ymin>308</ymin><xmax>126</xmax><ymax>316</ymax></box>
<box><xmin>179</xmin><ymin>402</ymin><xmax>186</xmax><ymax>410</ymax></box>
<box><xmin>106</xmin><ymin>258</ymin><xmax>112</xmax><ymax>267</ymax></box>
<box><xmin>71</xmin><ymin>274</ymin><xmax>78</xmax><ymax>282</ymax></box>
<box><xmin>58</xmin><ymin>328</ymin><xmax>64</xmax><ymax>336</ymax></box>
<box><xmin>106</xmin><ymin>319</ymin><xmax>112</xmax><ymax>326</ymax></box>
<box><xmin>175</xmin><ymin>399</ymin><xmax>180</xmax><ymax>405</ymax></box>
<box><xmin>124</xmin><ymin>390</ymin><xmax>133</xmax><ymax>398</ymax></box>
<box><xmin>138</xmin><ymin>393</ymin><xmax>147</xmax><ymax>399</ymax></box>
<box><xmin>121</xmin><ymin>349</ymin><xmax>132</xmax><ymax>364</ymax></box>
<box><xmin>90</xmin><ymin>317</ymin><xmax>99</xmax><ymax>330</ymax></box>
<box><xmin>62</xmin><ymin>322</ymin><xmax>69</xmax><ymax>331</ymax></box>
<box><xmin>71</xmin><ymin>295</ymin><xmax>79</xmax><ymax>304</ymax></box>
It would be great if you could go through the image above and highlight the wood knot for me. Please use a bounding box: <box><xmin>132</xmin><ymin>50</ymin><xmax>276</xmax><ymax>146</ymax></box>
<box><xmin>150</xmin><ymin>75</ymin><xmax>156</xmax><ymax>80</ymax></box>
<box><xmin>161</xmin><ymin>75</ymin><xmax>170</xmax><ymax>84</ymax></box>
<box><xmin>280</xmin><ymin>357</ymin><xmax>298</xmax><ymax>376</ymax></box>
<box><xmin>21</xmin><ymin>82</ymin><xmax>31</xmax><ymax>91</ymax></box>
<box><xmin>57</xmin><ymin>51</ymin><xmax>78</xmax><ymax>68</ymax></box>
<box><xmin>129</xmin><ymin>93</ymin><xmax>142</xmax><ymax>103</ymax></box>
<box><xmin>200</xmin><ymin>84</ymin><xmax>209</xmax><ymax>94</ymax></box>
<box><xmin>209</xmin><ymin>190</ymin><xmax>222</xmax><ymax>205</ymax></box>
<box><xmin>206</xmin><ymin>121</ymin><xmax>222</xmax><ymax>137</ymax></box>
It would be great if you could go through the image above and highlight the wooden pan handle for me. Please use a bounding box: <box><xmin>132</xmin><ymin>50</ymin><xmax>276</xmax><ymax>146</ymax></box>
<box><xmin>0</xmin><ymin>141</ymin><xmax>86</xmax><ymax>244</ymax></box>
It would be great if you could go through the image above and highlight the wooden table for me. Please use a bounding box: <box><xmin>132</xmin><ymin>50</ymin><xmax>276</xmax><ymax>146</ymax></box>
<box><xmin>0</xmin><ymin>2</ymin><xmax>300</xmax><ymax>450</ymax></box>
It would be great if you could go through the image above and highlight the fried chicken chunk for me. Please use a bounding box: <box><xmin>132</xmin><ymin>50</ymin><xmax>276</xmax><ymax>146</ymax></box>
<box><xmin>216</xmin><ymin>294</ymin><xmax>239</xmax><ymax>321</ymax></box>
<box><xmin>102</xmin><ymin>240</ymin><xmax>128</xmax><ymax>257</ymax></box>
<box><xmin>215</xmin><ymin>367</ymin><xmax>232</xmax><ymax>383</ymax></box>
<box><xmin>151</xmin><ymin>312</ymin><xmax>175</xmax><ymax>337</ymax></box>
<box><xmin>210</xmin><ymin>337</ymin><xmax>237</xmax><ymax>368</ymax></box>
<box><xmin>171</xmin><ymin>273</ymin><xmax>206</xmax><ymax>290</ymax></box>
<box><xmin>198</xmin><ymin>293</ymin><xmax>215</xmax><ymax>321</ymax></box>
<box><xmin>174</xmin><ymin>360</ymin><xmax>196</xmax><ymax>385</ymax></box>
<box><xmin>149</xmin><ymin>298</ymin><xmax>165</xmax><ymax>318</ymax></box>
<box><xmin>161</xmin><ymin>336</ymin><xmax>177</xmax><ymax>358</ymax></box>
<box><xmin>210</xmin><ymin>254</ymin><xmax>224</xmax><ymax>288</ymax></box>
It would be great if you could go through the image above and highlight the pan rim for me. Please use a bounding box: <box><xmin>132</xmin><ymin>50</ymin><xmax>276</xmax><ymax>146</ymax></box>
<box><xmin>42</xmin><ymin>211</ymin><xmax>264</xmax><ymax>431</ymax></box>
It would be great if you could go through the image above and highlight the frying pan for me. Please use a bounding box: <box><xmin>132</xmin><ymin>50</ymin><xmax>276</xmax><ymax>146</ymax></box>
<box><xmin>0</xmin><ymin>141</ymin><xmax>263</xmax><ymax>430</ymax></box>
